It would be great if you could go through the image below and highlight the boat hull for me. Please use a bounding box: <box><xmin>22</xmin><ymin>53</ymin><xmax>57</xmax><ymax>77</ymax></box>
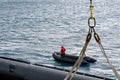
<box><xmin>0</xmin><ymin>57</ymin><xmax>113</xmax><ymax>80</ymax></box>
<box><xmin>52</xmin><ymin>52</ymin><xmax>96</xmax><ymax>65</ymax></box>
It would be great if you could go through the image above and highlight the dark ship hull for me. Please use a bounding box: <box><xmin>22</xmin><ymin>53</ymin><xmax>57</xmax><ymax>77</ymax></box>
<box><xmin>0</xmin><ymin>57</ymin><xmax>113</xmax><ymax>80</ymax></box>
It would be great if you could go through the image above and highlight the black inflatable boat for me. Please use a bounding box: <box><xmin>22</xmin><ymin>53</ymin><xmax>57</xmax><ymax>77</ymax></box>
<box><xmin>0</xmin><ymin>56</ymin><xmax>114</xmax><ymax>80</ymax></box>
<box><xmin>52</xmin><ymin>52</ymin><xmax>97</xmax><ymax>65</ymax></box>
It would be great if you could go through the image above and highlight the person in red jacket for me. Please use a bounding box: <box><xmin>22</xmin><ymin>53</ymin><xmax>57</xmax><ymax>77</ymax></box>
<box><xmin>60</xmin><ymin>46</ymin><xmax>66</xmax><ymax>57</ymax></box>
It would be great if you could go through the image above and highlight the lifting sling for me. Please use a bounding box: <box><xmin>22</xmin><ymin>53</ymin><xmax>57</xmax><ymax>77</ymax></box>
<box><xmin>64</xmin><ymin>0</ymin><xmax>120</xmax><ymax>80</ymax></box>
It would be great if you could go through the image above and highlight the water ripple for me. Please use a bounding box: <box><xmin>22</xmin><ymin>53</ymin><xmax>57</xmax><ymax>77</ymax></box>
<box><xmin>0</xmin><ymin>0</ymin><xmax>120</xmax><ymax>79</ymax></box>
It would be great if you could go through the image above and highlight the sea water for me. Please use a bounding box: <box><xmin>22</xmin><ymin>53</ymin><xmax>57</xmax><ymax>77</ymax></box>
<box><xmin>0</xmin><ymin>0</ymin><xmax>120</xmax><ymax>79</ymax></box>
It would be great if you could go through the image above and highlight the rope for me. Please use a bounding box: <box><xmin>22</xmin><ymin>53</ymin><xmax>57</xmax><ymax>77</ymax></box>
<box><xmin>94</xmin><ymin>33</ymin><xmax>120</xmax><ymax>80</ymax></box>
<box><xmin>64</xmin><ymin>33</ymin><xmax>91</xmax><ymax>80</ymax></box>
<box><xmin>99</xmin><ymin>44</ymin><xmax>120</xmax><ymax>80</ymax></box>
<box><xmin>64</xmin><ymin>0</ymin><xmax>120</xmax><ymax>80</ymax></box>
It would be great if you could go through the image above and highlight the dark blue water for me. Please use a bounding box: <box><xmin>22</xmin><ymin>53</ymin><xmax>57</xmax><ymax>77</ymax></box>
<box><xmin>0</xmin><ymin>0</ymin><xmax>120</xmax><ymax>79</ymax></box>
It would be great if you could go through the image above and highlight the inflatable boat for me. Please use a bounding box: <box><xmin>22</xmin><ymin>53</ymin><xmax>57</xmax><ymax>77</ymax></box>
<box><xmin>52</xmin><ymin>52</ymin><xmax>97</xmax><ymax>65</ymax></box>
<box><xmin>0</xmin><ymin>56</ymin><xmax>114</xmax><ymax>80</ymax></box>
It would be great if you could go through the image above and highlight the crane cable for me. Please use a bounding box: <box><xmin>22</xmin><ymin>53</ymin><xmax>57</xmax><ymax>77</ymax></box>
<box><xmin>64</xmin><ymin>0</ymin><xmax>120</xmax><ymax>80</ymax></box>
<box><xmin>64</xmin><ymin>32</ymin><xmax>91</xmax><ymax>80</ymax></box>
<box><xmin>64</xmin><ymin>1</ymin><xmax>94</xmax><ymax>79</ymax></box>
<box><xmin>95</xmin><ymin>34</ymin><xmax>120</xmax><ymax>80</ymax></box>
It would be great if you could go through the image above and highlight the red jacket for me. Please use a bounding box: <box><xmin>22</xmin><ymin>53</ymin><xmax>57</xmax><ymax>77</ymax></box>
<box><xmin>61</xmin><ymin>46</ymin><xmax>66</xmax><ymax>55</ymax></box>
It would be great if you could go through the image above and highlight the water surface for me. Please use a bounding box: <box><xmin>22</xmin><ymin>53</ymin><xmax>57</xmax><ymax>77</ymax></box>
<box><xmin>0</xmin><ymin>0</ymin><xmax>120</xmax><ymax>79</ymax></box>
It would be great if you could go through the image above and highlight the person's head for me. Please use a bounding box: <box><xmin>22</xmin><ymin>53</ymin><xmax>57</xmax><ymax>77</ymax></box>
<box><xmin>61</xmin><ymin>46</ymin><xmax>64</xmax><ymax>48</ymax></box>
